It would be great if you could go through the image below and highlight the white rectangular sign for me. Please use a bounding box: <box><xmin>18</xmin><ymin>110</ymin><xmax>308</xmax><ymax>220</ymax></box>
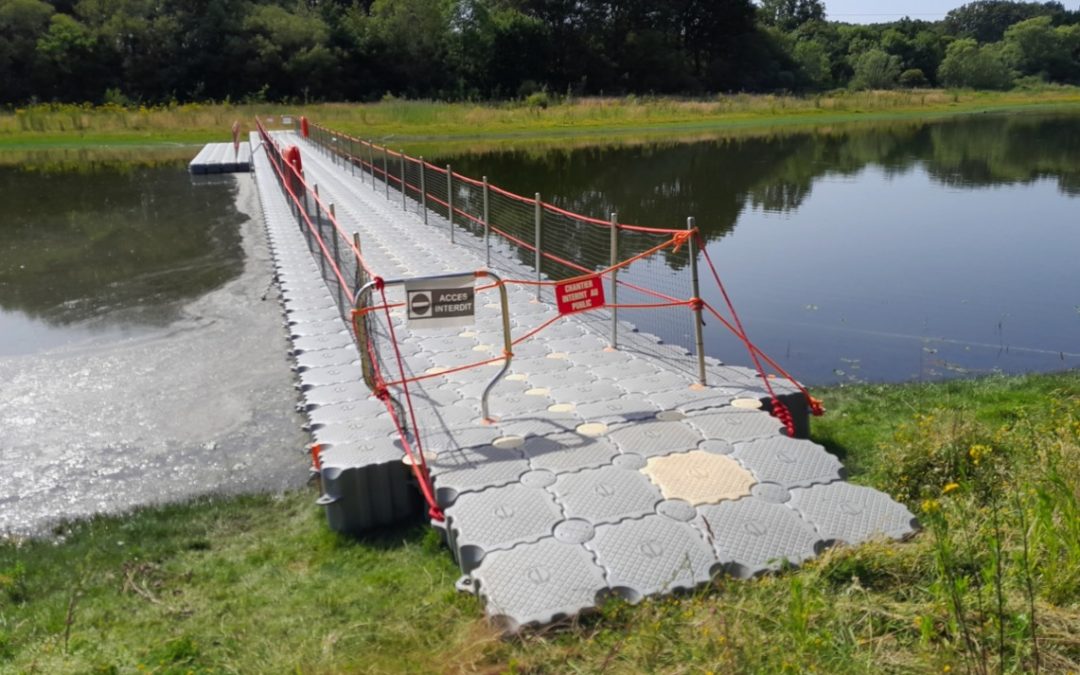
<box><xmin>404</xmin><ymin>275</ymin><xmax>475</xmax><ymax>328</ymax></box>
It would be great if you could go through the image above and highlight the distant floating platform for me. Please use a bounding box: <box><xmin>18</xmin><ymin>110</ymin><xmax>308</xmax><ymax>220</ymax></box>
<box><xmin>189</xmin><ymin>142</ymin><xmax>251</xmax><ymax>174</ymax></box>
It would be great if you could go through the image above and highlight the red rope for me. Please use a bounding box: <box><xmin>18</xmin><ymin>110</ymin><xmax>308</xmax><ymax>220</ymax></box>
<box><xmin>541</xmin><ymin>201</ymin><xmax>612</xmax><ymax>227</ymax></box>
<box><xmin>262</xmin><ymin>120</ymin><xmax>446</xmax><ymax>520</ymax></box>
<box><xmin>487</xmin><ymin>182</ymin><xmax>536</xmax><ymax>204</ymax></box>
<box><xmin>697</xmin><ymin>235</ymin><xmax>822</xmax><ymax>429</ymax></box>
<box><xmin>256</xmin><ymin>120</ymin><xmax>378</xmax><ymax>281</ymax></box>
<box><xmin>301</xmin><ymin>120</ymin><xmax>822</xmax><ymax>455</ymax></box>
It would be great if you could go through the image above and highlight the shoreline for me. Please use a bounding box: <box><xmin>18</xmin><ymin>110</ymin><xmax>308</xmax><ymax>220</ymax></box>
<box><xmin>2</xmin><ymin>90</ymin><xmax>1079</xmax><ymax>157</ymax></box>
<box><xmin>1</xmin><ymin>369</ymin><xmax>1075</xmax><ymax>671</ymax></box>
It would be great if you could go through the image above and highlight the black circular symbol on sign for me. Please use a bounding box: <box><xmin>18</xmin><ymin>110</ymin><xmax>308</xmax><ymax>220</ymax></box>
<box><xmin>410</xmin><ymin>292</ymin><xmax>431</xmax><ymax>317</ymax></box>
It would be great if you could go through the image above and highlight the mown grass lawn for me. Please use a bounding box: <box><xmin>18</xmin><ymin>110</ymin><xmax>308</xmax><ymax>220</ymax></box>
<box><xmin>1</xmin><ymin>370</ymin><xmax>1078</xmax><ymax>673</ymax></box>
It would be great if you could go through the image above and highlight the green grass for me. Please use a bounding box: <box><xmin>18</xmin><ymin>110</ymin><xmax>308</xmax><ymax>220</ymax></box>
<box><xmin>2</xmin><ymin>370</ymin><xmax>1077</xmax><ymax>673</ymax></box>
<box><xmin>3</xmin><ymin>88</ymin><xmax>1080</xmax><ymax>157</ymax></box>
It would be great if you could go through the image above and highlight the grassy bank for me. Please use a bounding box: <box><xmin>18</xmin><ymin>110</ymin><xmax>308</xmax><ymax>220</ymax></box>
<box><xmin>2</xmin><ymin>371</ymin><xmax>1077</xmax><ymax>673</ymax></box>
<box><xmin>2</xmin><ymin>88</ymin><xmax>1080</xmax><ymax>156</ymax></box>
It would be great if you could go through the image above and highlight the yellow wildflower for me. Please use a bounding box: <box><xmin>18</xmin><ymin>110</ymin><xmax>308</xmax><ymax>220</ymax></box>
<box><xmin>968</xmin><ymin>444</ymin><xmax>991</xmax><ymax>466</ymax></box>
<box><xmin>943</xmin><ymin>482</ymin><xmax>960</xmax><ymax>495</ymax></box>
<box><xmin>921</xmin><ymin>499</ymin><xmax>941</xmax><ymax>514</ymax></box>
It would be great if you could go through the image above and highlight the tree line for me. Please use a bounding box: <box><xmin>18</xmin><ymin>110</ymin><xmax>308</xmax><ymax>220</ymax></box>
<box><xmin>1</xmin><ymin>0</ymin><xmax>1079</xmax><ymax>106</ymax></box>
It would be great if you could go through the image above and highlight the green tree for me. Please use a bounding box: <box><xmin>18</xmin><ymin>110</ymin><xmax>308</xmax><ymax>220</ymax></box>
<box><xmin>363</xmin><ymin>0</ymin><xmax>450</xmax><ymax>98</ymax></box>
<box><xmin>0</xmin><ymin>0</ymin><xmax>54</xmax><ymax>103</ymax></box>
<box><xmin>758</xmin><ymin>0</ymin><xmax>825</xmax><ymax>32</ymax></box>
<box><xmin>939</xmin><ymin>37</ymin><xmax>1015</xmax><ymax>89</ymax></box>
<box><xmin>849</xmin><ymin>48</ymin><xmax>901</xmax><ymax>89</ymax></box>
<box><xmin>243</xmin><ymin>4</ymin><xmax>338</xmax><ymax>101</ymax></box>
<box><xmin>898</xmin><ymin>68</ymin><xmax>930</xmax><ymax>87</ymax></box>
<box><xmin>944</xmin><ymin>0</ymin><xmax>1067</xmax><ymax>43</ymax></box>
<box><xmin>35</xmin><ymin>13</ymin><xmax>99</xmax><ymax>100</ymax></box>
<box><xmin>793</xmin><ymin>39</ymin><xmax>830</xmax><ymax>88</ymax></box>
<box><xmin>910</xmin><ymin>28</ymin><xmax>947</xmax><ymax>84</ymax></box>
<box><xmin>1004</xmin><ymin>15</ymin><xmax>1080</xmax><ymax>82</ymax></box>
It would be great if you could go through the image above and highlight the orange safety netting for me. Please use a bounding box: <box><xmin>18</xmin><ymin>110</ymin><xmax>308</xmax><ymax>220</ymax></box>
<box><xmin>260</xmin><ymin>117</ymin><xmax>825</xmax><ymax>517</ymax></box>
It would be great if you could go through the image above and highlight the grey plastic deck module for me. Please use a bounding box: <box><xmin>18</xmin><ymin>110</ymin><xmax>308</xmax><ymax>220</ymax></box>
<box><xmin>248</xmin><ymin>130</ymin><xmax>919</xmax><ymax>633</ymax></box>
<box><xmin>189</xmin><ymin>142</ymin><xmax>251</xmax><ymax>174</ymax></box>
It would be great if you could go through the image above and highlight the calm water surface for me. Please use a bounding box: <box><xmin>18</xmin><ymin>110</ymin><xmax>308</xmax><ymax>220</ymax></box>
<box><xmin>0</xmin><ymin>164</ymin><xmax>307</xmax><ymax>535</ymax></box>
<box><xmin>0</xmin><ymin>163</ymin><xmax>244</xmax><ymax>355</ymax></box>
<box><xmin>441</xmin><ymin>112</ymin><xmax>1080</xmax><ymax>384</ymax></box>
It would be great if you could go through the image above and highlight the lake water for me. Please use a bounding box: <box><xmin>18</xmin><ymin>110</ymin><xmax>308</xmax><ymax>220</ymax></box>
<box><xmin>0</xmin><ymin>112</ymin><xmax>1077</xmax><ymax>386</ymax></box>
<box><xmin>0</xmin><ymin>163</ymin><xmax>244</xmax><ymax>356</ymax></box>
<box><xmin>0</xmin><ymin>165</ymin><xmax>308</xmax><ymax>535</ymax></box>
<box><xmin>438</xmin><ymin>111</ymin><xmax>1080</xmax><ymax>384</ymax></box>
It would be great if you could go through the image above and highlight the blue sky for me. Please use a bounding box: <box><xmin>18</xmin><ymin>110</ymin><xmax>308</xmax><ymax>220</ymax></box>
<box><xmin>823</xmin><ymin>0</ymin><xmax>965</xmax><ymax>24</ymax></box>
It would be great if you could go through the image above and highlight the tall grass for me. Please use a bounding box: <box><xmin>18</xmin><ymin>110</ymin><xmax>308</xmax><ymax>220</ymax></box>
<box><xmin>3</xmin><ymin>88</ymin><xmax>1079</xmax><ymax>150</ymax></box>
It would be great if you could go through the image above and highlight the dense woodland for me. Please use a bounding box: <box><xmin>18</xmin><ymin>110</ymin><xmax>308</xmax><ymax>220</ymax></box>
<box><xmin>1</xmin><ymin>0</ymin><xmax>1080</xmax><ymax>105</ymax></box>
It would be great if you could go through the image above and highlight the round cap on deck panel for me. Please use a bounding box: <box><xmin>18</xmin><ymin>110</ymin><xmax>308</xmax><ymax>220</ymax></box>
<box><xmin>751</xmin><ymin>482</ymin><xmax>792</xmax><ymax>504</ymax></box>
<box><xmin>473</xmin><ymin>344</ymin><xmax>493</xmax><ymax>352</ymax></box>
<box><xmin>459</xmin><ymin>331</ymin><xmax>478</xmax><ymax>338</ymax></box>
<box><xmin>548</xmin><ymin>403</ymin><xmax>575</xmax><ymax>413</ymax></box>
<box><xmin>554</xmin><ymin>519</ymin><xmax>596</xmax><ymax>544</ymax></box>
<box><xmin>732</xmin><ymin>398</ymin><xmax>764</xmax><ymax>410</ymax></box>
<box><xmin>425</xmin><ymin>366</ymin><xmax>449</xmax><ymax>375</ymax></box>
<box><xmin>401</xmin><ymin>452</ymin><xmax>437</xmax><ymax>467</ymax></box>
<box><xmin>506</xmin><ymin>373</ymin><xmax>528</xmax><ymax>382</ymax></box>
<box><xmin>576</xmin><ymin>422</ymin><xmax>609</xmax><ymax>437</ymax></box>
<box><xmin>612</xmin><ymin>453</ymin><xmax>646</xmax><ymax>470</ymax></box>
<box><xmin>546</xmin><ymin>352</ymin><xmax>569</xmax><ymax>360</ymax></box>
<box><xmin>655</xmin><ymin>410</ymin><xmax>687</xmax><ymax>422</ymax></box>
<box><xmin>699</xmin><ymin>439</ymin><xmax>736</xmax><ymax>456</ymax></box>
<box><xmin>520</xmin><ymin>469</ymin><xmax>557</xmax><ymax>489</ymax></box>
<box><xmin>657</xmin><ymin>499</ymin><xmax>697</xmax><ymax>522</ymax></box>
<box><xmin>525</xmin><ymin>388</ymin><xmax>550</xmax><ymax>396</ymax></box>
<box><xmin>493</xmin><ymin>435</ymin><xmax>525</xmax><ymax>450</ymax></box>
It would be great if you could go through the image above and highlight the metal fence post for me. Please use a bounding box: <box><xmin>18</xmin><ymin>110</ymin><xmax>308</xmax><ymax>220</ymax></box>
<box><xmin>610</xmin><ymin>212</ymin><xmax>619</xmax><ymax>349</ymax></box>
<box><xmin>483</xmin><ymin>176</ymin><xmax>490</xmax><ymax>267</ymax></box>
<box><xmin>400</xmin><ymin>151</ymin><xmax>407</xmax><ymax>211</ymax></box>
<box><xmin>301</xmin><ymin>180</ymin><xmax>310</xmax><ymax>231</ymax></box>
<box><xmin>419</xmin><ymin>157</ymin><xmax>428</xmax><ymax>225</ymax></box>
<box><xmin>314</xmin><ymin>185</ymin><xmax>325</xmax><ymax>277</ymax></box>
<box><xmin>687</xmin><ymin>217</ymin><xmax>706</xmax><ymax>386</ymax></box>
<box><xmin>353</xmin><ymin>232</ymin><xmax>364</xmax><ymax>289</ymax></box>
<box><xmin>534</xmin><ymin>193</ymin><xmax>542</xmax><ymax>301</ymax></box>
<box><xmin>353</xmin><ymin>231</ymin><xmax>375</xmax><ymax>396</ymax></box>
<box><xmin>330</xmin><ymin>203</ymin><xmax>339</xmax><ymax>262</ymax></box>
<box><xmin>447</xmin><ymin>165</ymin><xmax>454</xmax><ymax>244</ymax></box>
<box><xmin>369</xmin><ymin>142</ymin><xmax>376</xmax><ymax>191</ymax></box>
<box><xmin>330</xmin><ymin>203</ymin><xmax>341</xmax><ymax>310</ymax></box>
<box><xmin>349</xmin><ymin>139</ymin><xmax>355</xmax><ymax>176</ymax></box>
<box><xmin>383</xmin><ymin>147</ymin><xmax>390</xmax><ymax>200</ymax></box>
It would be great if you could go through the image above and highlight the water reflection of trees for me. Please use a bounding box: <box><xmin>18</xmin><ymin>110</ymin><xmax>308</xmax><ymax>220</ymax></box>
<box><xmin>0</xmin><ymin>165</ymin><xmax>244</xmax><ymax>325</ymax></box>
<box><xmin>442</xmin><ymin>112</ymin><xmax>1080</xmax><ymax>272</ymax></box>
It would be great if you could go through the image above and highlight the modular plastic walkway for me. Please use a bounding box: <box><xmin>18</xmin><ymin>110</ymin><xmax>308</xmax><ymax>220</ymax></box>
<box><xmin>249</xmin><ymin>131</ymin><xmax>918</xmax><ymax>632</ymax></box>
<box><xmin>189</xmin><ymin>142</ymin><xmax>251</xmax><ymax>174</ymax></box>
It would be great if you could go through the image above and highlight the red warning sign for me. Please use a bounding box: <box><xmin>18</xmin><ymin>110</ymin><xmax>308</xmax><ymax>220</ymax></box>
<box><xmin>556</xmin><ymin>276</ymin><xmax>605</xmax><ymax>316</ymax></box>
